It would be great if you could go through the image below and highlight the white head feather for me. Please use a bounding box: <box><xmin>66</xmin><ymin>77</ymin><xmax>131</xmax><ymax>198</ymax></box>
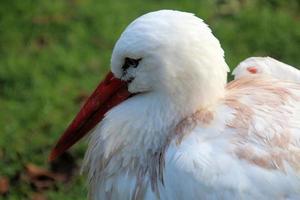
<box><xmin>233</xmin><ymin>56</ymin><xmax>300</xmax><ymax>82</ymax></box>
<box><xmin>111</xmin><ymin>10</ymin><xmax>229</xmax><ymax>111</ymax></box>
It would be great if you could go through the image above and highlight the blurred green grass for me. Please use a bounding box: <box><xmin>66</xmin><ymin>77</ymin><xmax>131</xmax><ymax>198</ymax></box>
<box><xmin>0</xmin><ymin>0</ymin><xmax>299</xmax><ymax>199</ymax></box>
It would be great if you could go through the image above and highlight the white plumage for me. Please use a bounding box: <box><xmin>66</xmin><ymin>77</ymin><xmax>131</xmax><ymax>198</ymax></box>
<box><xmin>66</xmin><ymin>10</ymin><xmax>300</xmax><ymax>199</ymax></box>
<box><xmin>233</xmin><ymin>56</ymin><xmax>300</xmax><ymax>82</ymax></box>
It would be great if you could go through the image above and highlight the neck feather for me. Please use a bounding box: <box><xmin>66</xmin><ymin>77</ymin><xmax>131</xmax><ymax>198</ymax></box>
<box><xmin>82</xmin><ymin>67</ymin><xmax>227</xmax><ymax>196</ymax></box>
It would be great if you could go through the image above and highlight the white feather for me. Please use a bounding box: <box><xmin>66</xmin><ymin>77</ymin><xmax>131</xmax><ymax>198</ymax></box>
<box><xmin>233</xmin><ymin>57</ymin><xmax>300</xmax><ymax>82</ymax></box>
<box><xmin>82</xmin><ymin>10</ymin><xmax>300</xmax><ymax>200</ymax></box>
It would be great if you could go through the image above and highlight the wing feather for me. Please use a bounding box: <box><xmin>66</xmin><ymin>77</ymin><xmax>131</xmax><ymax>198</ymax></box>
<box><xmin>162</xmin><ymin>76</ymin><xmax>300</xmax><ymax>199</ymax></box>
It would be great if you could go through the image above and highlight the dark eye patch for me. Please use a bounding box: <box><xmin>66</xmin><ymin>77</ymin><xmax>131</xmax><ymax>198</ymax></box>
<box><xmin>122</xmin><ymin>57</ymin><xmax>142</xmax><ymax>72</ymax></box>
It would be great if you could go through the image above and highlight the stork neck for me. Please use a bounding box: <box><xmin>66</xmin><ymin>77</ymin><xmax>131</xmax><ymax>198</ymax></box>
<box><xmin>101</xmin><ymin>87</ymin><xmax>224</xmax><ymax>159</ymax></box>
<box><xmin>82</xmin><ymin>79</ymin><xmax>226</xmax><ymax>192</ymax></box>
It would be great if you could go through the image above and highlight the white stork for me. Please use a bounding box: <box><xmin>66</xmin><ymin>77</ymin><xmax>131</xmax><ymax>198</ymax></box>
<box><xmin>50</xmin><ymin>10</ymin><xmax>300</xmax><ymax>199</ymax></box>
<box><xmin>233</xmin><ymin>56</ymin><xmax>300</xmax><ymax>82</ymax></box>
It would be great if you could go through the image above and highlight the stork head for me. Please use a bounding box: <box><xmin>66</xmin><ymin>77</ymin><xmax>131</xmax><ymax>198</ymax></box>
<box><xmin>232</xmin><ymin>57</ymin><xmax>271</xmax><ymax>79</ymax></box>
<box><xmin>49</xmin><ymin>10</ymin><xmax>229</xmax><ymax>160</ymax></box>
<box><xmin>111</xmin><ymin>10</ymin><xmax>228</xmax><ymax>96</ymax></box>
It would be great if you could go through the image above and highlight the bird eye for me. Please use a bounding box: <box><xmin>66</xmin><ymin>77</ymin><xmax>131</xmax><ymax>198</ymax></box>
<box><xmin>122</xmin><ymin>57</ymin><xmax>142</xmax><ymax>72</ymax></box>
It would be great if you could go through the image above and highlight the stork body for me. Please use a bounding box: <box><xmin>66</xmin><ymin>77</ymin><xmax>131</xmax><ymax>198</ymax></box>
<box><xmin>84</xmin><ymin>76</ymin><xmax>300</xmax><ymax>200</ymax></box>
<box><xmin>50</xmin><ymin>10</ymin><xmax>300</xmax><ymax>200</ymax></box>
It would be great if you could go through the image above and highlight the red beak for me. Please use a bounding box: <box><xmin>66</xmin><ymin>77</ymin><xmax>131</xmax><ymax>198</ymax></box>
<box><xmin>49</xmin><ymin>71</ymin><xmax>131</xmax><ymax>161</ymax></box>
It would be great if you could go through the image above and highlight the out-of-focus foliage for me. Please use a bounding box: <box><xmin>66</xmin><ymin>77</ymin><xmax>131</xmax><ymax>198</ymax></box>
<box><xmin>0</xmin><ymin>0</ymin><xmax>299</xmax><ymax>199</ymax></box>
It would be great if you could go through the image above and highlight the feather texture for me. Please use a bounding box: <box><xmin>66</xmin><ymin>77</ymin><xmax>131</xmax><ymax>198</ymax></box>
<box><xmin>233</xmin><ymin>57</ymin><xmax>300</xmax><ymax>82</ymax></box>
<box><xmin>77</xmin><ymin>11</ymin><xmax>300</xmax><ymax>200</ymax></box>
<box><xmin>83</xmin><ymin>76</ymin><xmax>300</xmax><ymax>199</ymax></box>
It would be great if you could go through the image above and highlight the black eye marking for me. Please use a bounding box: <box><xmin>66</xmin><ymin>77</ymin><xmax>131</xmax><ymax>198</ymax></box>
<box><xmin>122</xmin><ymin>57</ymin><xmax>142</xmax><ymax>72</ymax></box>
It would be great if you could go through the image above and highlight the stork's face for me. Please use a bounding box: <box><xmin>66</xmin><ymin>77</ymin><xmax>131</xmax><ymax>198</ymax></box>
<box><xmin>109</xmin><ymin>12</ymin><xmax>182</xmax><ymax>94</ymax></box>
<box><xmin>110</xmin><ymin>10</ymin><xmax>228</xmax><ymax>95</ymax></box>
<box><xmin>49</xmin><ymin>10</ymin><xmax>229</xmax><ymax>160</ymax></box>
<box><xmin>233</xmin><ymin>58</ymin><xmax>271</xmax><ymax>79</ymax></box>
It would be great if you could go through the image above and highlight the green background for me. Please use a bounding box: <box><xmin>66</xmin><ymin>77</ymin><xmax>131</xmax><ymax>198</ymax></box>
<box><xmin>1</xmin><ymin>0</ymin><xmax>300</xmax><ymax>199</ymax></box>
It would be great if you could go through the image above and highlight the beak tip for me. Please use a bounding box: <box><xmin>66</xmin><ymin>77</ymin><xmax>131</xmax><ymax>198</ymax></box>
<box><xmin>48</xmin><ymin>147</ymin><xmax>60</xmax><ymax>162</ymax></box>
<box><xmin>48</xmin><ymin>71</ymin><xmax>131</xmax><ymax>163</ymax></box>
<box><xmin>48</xmin><ymin>151</ymin><xmax>56</xmax><ymax>162</ymax></box>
